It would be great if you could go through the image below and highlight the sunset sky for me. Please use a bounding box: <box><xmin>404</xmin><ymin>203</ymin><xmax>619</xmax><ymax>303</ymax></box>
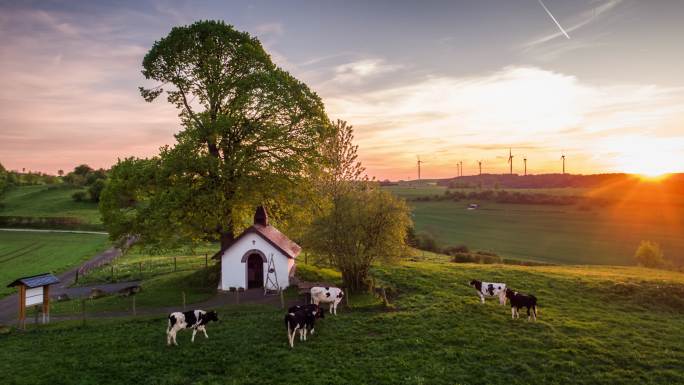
<box><xmin>1</xmin><ymin>0</ymin><xmax>683</xmax><ymax>180</ymax></box>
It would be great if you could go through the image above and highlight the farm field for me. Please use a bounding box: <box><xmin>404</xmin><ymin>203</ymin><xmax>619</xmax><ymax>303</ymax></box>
<box><xmin>410</xmin><ymin>201</ymin><xmax>684</xmax><ymax>265</ymax></box>
<box><xmin>0</xmin><ymin>230</ymin><xmax>108</xmax><ymax>297</ymax></box>
<box><xmin>1</xmin><ymin>259</ymin><xmax>683</xmax><ymax>384</ymax></box>
<box><xmin>382</xmin><ymin>183</ymin><xmax>684</xmax><ymax>266</ymax></box>
<box><xmin>0</xmin><ymin>185</ymin><xmax>101</xmax><ymax>225</ymax></box>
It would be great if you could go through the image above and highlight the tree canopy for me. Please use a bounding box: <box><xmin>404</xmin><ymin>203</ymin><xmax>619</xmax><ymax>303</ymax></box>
<box><xmin>101</xmin><ymin>21</ymin><xmax>330</xmax><ymax>249</ymax></box>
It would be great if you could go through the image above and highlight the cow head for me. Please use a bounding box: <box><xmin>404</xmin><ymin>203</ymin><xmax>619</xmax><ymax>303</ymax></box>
<box><xmin>469</xmin><ymin>280</ymin><xmax>481</xmax><ymax>290</ymax></box>
<box><xmin>205</xmin><ymin>310</ymin><xmax>219</xmax><ymax>323</ymax></box>
<box><xmin>505</xmin><ymin>288</ymin><xmax>516</xmax><ymax>299</ymax></box>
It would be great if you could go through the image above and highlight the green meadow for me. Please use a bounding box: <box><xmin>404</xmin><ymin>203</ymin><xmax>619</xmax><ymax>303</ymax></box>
<box><xmin>0</xmin><ymin>231</ymin><xmax>108</xmax><ymax>297</ymax></box>
<box><xmin>0</xmin><ymin>185</ymin><xmax>102</xmax><ymax>225</ymax></box>
<box><xmin>384</xmin><ymin>185</ymin><xmax>684</xmax><ymax>266</ymax></box>
<box><xmin>2</xmin><ymin>257</ymin><xmax>683</xmax><ymax>385</ymax></box>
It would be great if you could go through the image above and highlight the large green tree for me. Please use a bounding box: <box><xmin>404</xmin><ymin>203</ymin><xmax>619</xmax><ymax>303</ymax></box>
<box><xmin>101</xmin><ymin>21</ymin><xmax>329</xmax><ymax>248</ymax></box>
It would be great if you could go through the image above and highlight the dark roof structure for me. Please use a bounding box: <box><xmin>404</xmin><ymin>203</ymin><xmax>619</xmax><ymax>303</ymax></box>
<box><xmin>7</xmin><ymin>273</ymin><xmax>60</xmax><ymax>288</ymax></box>
<box><xmin>213</xmin><ymin>206</ymin><xmax>302</xmax><ymax>260</ymax></box>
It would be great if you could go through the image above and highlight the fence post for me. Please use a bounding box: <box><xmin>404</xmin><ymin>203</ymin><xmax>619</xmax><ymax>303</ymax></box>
<box><xmin>34</xmin><ymin>305</ymin><xmax>39</xmax><ymax>325</ymax></box>
<box><xmin>81</xmin><ymin>299</ymin><xmax>86</xmax><ymax>326</ymax></box>
<box><xmin>132</xmin><ymin>295</ymin><xmax>136</xmax><ymax>316</ymax></box>
<box><xmin>174</xmin><ymin>257</ymin><xmax>177</xmax><ymax>272</ymax></box>
<box><xmin>139</xmin><ymin>261</ymin><xmax>142</xmax><ymax>276</ymax></box>
<box><xmin>110</xmin><ymin>265</ymin><xmax>114</xmax><ymax>281</ymax></box>
<box><xmin>75</xmin><ymin>270</ymin><xmax>79</xmax><ymax>284</ymax></box>
<box><xmin>280</xmin><ymin>289</ymin><xmax>285</xmax><ymax>309</ymax></box>
<box><xmin>345</xmin><ymin>287</ymin><xmax>350</xmax><ymax>307</ymax></box>
<box><xmin>182</xmin><ymin>291</ymin><xmax>186</xmax><ymax>311</ymax></box>
<box><xmin>205</xmin><ymin>253</ymin><xmax>208</xmax><ymax>268</ymax></box>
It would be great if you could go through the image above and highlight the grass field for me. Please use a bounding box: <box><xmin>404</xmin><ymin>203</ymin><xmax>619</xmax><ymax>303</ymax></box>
<box><xmin>0</xmin><ymin>185</ymin><xmax>101</xmax><ymax>224</ymax></box>
<box><xmin>0</xmin><ymin>231</ymin><xmax>108</xmax><ymax>297</ymax></box>
<box><xmin>1</xmin><ymin>257</ymin><xmax>683</xmax><ymax>384</ymax></box>
<box><xmin>49</xmin><ymin>245</ymin><xmax>222</xmax><ymax>315</ymax></box>
<box><xmin>411</xmin><ymin>201</ymin><xmax>684</xmax><ymax>265</ymax></box>
<box><xmin>383</xmin><ymin>184</ymin><xmax>684</xmax><ymax>266</ymax></box>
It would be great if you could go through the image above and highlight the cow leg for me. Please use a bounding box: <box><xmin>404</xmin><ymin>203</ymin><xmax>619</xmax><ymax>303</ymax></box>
<box><xmin>191</xmin><ymin>328</ymin><xmax>197</xmax><ymax>342</ymax></box>
<box><xmin>303</xmin><ymin>327</ymin><xmax>308</xmax><ymax>341</ymax></box>
<box><xmin>479</xmin><ymin>293</ymin><xmax>485</xmax><ymax>304</ymax></box>
<box><xmin>200</xmin><ymin>326</ymin><xmax>209</xmax><ymax>339</ymax></box>
<box><xmin>287</xmin><ymin>322</ymin><xmax>294</xmax><ymax>348</ymax></box>
<box><xmin>511</xmin><ymin>307</ymin><xmax>515</xmax><ymax>319</ymax></box>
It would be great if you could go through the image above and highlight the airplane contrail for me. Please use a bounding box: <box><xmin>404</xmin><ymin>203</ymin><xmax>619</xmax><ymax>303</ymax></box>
<box><xmin>537</xmin><ymin>0</ymin><xmax>570</xmax><ymax>39</ymax></box>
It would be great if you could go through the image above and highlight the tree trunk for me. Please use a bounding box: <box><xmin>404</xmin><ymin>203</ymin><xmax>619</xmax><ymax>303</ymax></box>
<box><xmin>220</xmin><ymin>230</ymin><xmax>235</xmax><ymax>250</ymax></box>
<box><xmin>342</xmin><ymin>267</ymin><xmax>368</xmax><ymax>293</ymax></box>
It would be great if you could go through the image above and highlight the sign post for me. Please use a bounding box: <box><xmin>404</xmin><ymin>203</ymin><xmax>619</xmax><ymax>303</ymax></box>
<box><xmin>7</xmin><ymin>273</ymin><xmax>60</xmax><ymax>329</ymax></box>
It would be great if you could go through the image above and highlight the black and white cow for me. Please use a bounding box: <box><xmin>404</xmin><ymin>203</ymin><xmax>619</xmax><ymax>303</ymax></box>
<box><xmin>288</xmin><ymin>304</ymin><xmax>325</xmax><ymax>319</ymax></box>
<box><xmin>469</xmin><ymin>280</ymin><xmax>507</xmax><ymax>305</ymax></box>
<box><xmin>310</xmin><ymin>286</ymin><xmax>344</xmax><ymax>315</ymax></box>
<box><xmin>505</xmin><ymin>289</ymin><xmax>538</xmax><ymax>321</ymax></box>
<box><xmin>284</xmin><ymin>306</ymin><xmax>319</xmax><ymax>348</ymax></box>
<box><xmin>166</xmin><ymin>309</ymin><xmax>219</xmax><ymax>346</ymax></box>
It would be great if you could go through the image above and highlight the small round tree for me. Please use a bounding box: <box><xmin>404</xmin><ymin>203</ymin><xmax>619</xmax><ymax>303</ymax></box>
<box><xmin>634</xmin><ymin>240</ymin><xmax>664</xmax><ymax>268</ymax></box>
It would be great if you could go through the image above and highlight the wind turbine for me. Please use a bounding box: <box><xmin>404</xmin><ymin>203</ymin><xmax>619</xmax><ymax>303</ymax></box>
<box><xmin>417</xmin><ymin>156</ymin><xmax>424</xmax><ymax>180</ymax></box>
<box><xmin>478</xmin><ymin>160</ymin><xmax>482</xmax><ymax>176</ymax></box>
<box><xmin>523</xmin><ymin>156</ymin><xmax>528</xmax><ymax>176</ymax></box>
<box><xmin>561</xmin><ymin>153</ymin><xmax>566</xmax><ymax>174</ymax></box>
<box><xmin>460</xmin><ymin>161</ymin><xmax>464</xmax><ymax>176</ymax></box>
<box><xmin>507</xmin><ymin>148</ymin><xmax>514</xmax><ymax>175</ymax></box>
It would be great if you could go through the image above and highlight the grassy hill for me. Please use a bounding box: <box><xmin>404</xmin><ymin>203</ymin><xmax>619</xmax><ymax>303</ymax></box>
<box><xmin>0</xmin><ymin>185</ymin><xmax>102</xmax><ymax>225</ymax></box>
<box><xmin>1</xmin><ymin>256</ymin><xmax>682</xmax><ymax>384</ymax></box>
<box><xmin>0</xmin><ymin>230</ymin><xmax>108</xmax><ymax>297</ymax></box>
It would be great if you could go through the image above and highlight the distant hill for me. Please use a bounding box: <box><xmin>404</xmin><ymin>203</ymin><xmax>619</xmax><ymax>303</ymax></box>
<box><xmin>437</xmin><ymin>173</ymin><xmax>684</xmax><ymax>189</ymax></box>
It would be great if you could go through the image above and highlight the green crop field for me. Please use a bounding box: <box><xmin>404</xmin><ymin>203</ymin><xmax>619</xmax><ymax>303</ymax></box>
<box><xmin>381</xmin><ymin>184</ymin><xmax>684</xmax><ymax>266</ymax></box>
<box><xmin>1</xmin><ymin>257</ymin><xmax>683</xmax><ymax>384</ymax></box>
<box><xmin>410</xmin><ymin>201</ymin><xmax>684</xmax><ymax>265</ymax></box>
<box><xmin>0</xmin><ymin>185</ymin><xmax>102</xmax><ymax>224</ymax></box>
<box><xmin>0</xmin><ymin>231</ymin><xmax>108</xmax><ymax>297</ymax></box>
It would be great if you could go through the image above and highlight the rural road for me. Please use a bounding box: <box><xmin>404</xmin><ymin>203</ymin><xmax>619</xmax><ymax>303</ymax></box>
<box><xmin>0</xmin><ymin>236</ymin><xmax>137</xmax><ymax>324</ymax></box>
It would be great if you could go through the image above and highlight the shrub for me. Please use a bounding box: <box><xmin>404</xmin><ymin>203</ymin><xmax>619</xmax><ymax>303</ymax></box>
<box><xmin>72</xmin><ymin>191</ymin><xmax>88</xmax><ymax>202</ymax></box>
<box><xmin>415</xmin><ymin>231</ymin><xmax>440</xmax><ymax>252</ymax></box>
<box><xmin>442</xmin><ymin>244</ymin><xmax>469</xmax><ymax>255</ymax></box>
<box><xmin>634</xmin><ymin>240</ymin><xmax>665</xmax><ymax>268</ymax></box>
<box><xmin>450</xmin><ymin>253</ymin><xmax>477</xmax><ymax>263</ymax></box>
